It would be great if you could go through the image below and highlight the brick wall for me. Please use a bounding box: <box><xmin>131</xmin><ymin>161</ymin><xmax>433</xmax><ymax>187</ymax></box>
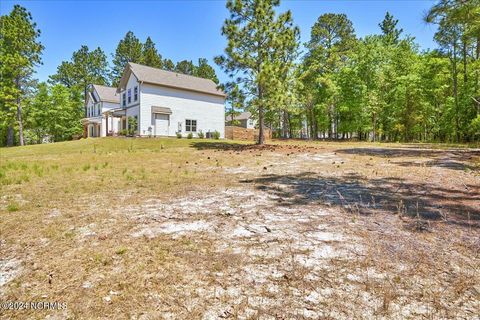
<box><xmin>225</xmin><ymin>126</ymin><xmax>271</xmax><ymax>141</ymax></box>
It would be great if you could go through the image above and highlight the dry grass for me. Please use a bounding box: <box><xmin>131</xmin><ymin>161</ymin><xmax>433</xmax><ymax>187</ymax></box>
<box><xmin>0</xmin><ymin>137</ymin><xmax>479</xmax><ymax>319</ymax></box>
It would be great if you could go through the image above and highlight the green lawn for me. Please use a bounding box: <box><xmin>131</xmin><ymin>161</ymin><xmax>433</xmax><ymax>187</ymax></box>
<box><xmin>1</xmin><ymin>137</ymin><xmax>479</xmax><ymax>319</ymax></box>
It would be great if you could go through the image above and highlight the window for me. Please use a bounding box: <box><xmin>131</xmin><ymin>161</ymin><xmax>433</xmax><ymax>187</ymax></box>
<box><xmin>134</xmin><ymin>86</ymin><xmax>138</xmax><ymax>101</ymax></box>
<box><xmin>185</xmin><ymin>119</ymin><xmax>197</xmax><ymax>132</ymax></box>
<box><xmin>127</xmin><ymin>89</ymin><xmax>131</xmax><ymax>104</ymax></box>
<box><xmin>122</xmin><ymin>93</ymin><xmax>126</xmax><ymax>107</ymax></box>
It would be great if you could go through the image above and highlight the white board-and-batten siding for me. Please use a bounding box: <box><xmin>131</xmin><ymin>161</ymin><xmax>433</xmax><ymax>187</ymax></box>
<box><xmin>140</xmin><ymin>83</ymin><xmax>225</xmax><ymax>138</ymax></box>
<box><xmin>121</xmin><ymin>72</ymin><xmax>225</xmax><ymax>138</ymax></box>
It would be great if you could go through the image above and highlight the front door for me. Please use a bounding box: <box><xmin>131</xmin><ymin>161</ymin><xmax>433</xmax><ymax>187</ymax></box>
<box><xmin>154</xmin><ymin>113</ymin><xmax>169</xmax><ymax>136</ymax></box>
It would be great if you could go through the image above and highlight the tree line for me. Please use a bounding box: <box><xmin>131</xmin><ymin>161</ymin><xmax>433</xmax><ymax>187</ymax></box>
<box><xmin>218</xmin><ymin>0</ymin><xmax>480</xmax><ymax>144</ymax></box>
<box><xmin>1</xmin><ymin>1</ymin><xmax>479</xmax><ymax>146</ymax></box>
<box><xmin>0</xmin><ymin>7</ymin><xmax>219</xmax><ymax>146</ymax></box>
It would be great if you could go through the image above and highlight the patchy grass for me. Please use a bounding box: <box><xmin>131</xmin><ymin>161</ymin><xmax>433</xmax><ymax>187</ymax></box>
<box><xmin>6</xmin><ymin>203</ymin><xmax>19</xmax><ymax>212</ymax></box>
<box><xmin>0</xmin><ymin>137</ymin><xmax>479</xmax><ymax>319</ymax></box>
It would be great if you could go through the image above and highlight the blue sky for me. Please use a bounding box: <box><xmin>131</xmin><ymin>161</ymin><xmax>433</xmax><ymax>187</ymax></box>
<box><xmin>1</xmin><ymin>0</ymin><xmax>438</xmax><ymax>85</ymax></box>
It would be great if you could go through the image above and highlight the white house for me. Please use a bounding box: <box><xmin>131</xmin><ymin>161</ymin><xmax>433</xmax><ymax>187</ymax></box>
<box><xmin>115</xmin><ymin>62</ymin><xmax>226</xmax><ymax>138</ymax></box>
<box><xmin>83</xmin><ymin>84</ymin><xmax>121</xmax><ymax>137</ymax></box>
<box><xmin>226</xmin><ymin>111</ymin><xmax>256</xmax><ymax>129</ymax></box>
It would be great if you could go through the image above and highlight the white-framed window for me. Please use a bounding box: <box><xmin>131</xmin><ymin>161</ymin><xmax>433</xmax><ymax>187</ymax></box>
<box><xmin>127</xmin><ymin>89</ymin><xmax>131</xmax><ymax>104</ymax></box>
<box><xmin>122</xmin><ymin>93</ymin><xmax>126</xmax><ymax>107</ymax></box>
<box><xmin>185</xmin><ymin>119</ymin><xmax>197</xmax><ymax>132</ymax></box>
<box><xmin>134</xmin><ymin>86</ymin><xmax>138</xmax><ymax>101</ymax></box>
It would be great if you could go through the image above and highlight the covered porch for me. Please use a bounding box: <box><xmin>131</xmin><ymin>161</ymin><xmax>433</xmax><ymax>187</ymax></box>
<box><xmin>82</xmin><ymin>118</ymin><xmax>102</xmax><ymax>138</ymax></box>
<box><xmin>104</xmin><ymin>108</ymin><xmax>127</xmax><ymax>136</ymax></box>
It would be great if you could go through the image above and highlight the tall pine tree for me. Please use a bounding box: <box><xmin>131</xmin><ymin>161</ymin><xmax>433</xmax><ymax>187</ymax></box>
<box><xmin>111</xmin><ymin>31</ymin><xmax>143</xmax><ymax>86</ymax></box>
<box><xmin>141</xmin><ymin>36</ymin><xmax>163</xmax><ymax>68</ymax></box>
<box><xmin>216</xmin><ymin>0</ymin><xmax>299</xmax><ymax>144</ymax></box>
<box><xmin>0</xmin><ymin>5</ymin><xmax>43</xmax><ymax>146</ymax></box>
<box><xmin>379</xmin><ymin>12</ymin><xmax>403</xmax><ymax>44</ymax></box>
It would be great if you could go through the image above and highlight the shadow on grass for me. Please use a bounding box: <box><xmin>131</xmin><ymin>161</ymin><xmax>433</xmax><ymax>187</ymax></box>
<box><xmin>337</xmin><ymin>147</ymin><xmax>480</xmax><ymax>171</ymax></box>
<box><xmin>191</xmin><ymin>141</ymin><xmax>277</xmax><ymax>152</ymax></box>
<box><xmin>240</xmin><ymin>172</ymin><xmax>480</xmax><ymax>228</ymax></box>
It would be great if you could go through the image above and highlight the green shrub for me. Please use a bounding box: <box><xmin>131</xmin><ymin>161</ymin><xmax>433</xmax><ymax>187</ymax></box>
<box><xmin>127</xmin><ymin>117</ymin><xmax>138</xmax><ymax>136</ymax></box>
<box><xmin>198</xmin><ymin>131</ymin><xmax>205</xmax><ymax>139</ymax></box>
<box><xmin>187</xmin><ymin>132</ymin><xmax>193</xmax><ymax>139</ymax></box>
<box><xmin>176</xmin><ymin>132</ymin><xmax>182</xmax><ymax>139</ymax></box>
<box><xmin>119</xmin><ymin>129</ymin><xmax>127</xmax><ymax>136</ymax></box>
<box><xmin>212</xmin><ymin>131</ymin><xmax>221</xmax><ymax>140</ymax></box>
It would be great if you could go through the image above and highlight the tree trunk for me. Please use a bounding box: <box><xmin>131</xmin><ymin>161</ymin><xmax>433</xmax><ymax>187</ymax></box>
<box><xmin>452</xmin><ymin>45</ymin><xmax>460</xmax><ymax>142</ymax></box>
<box><xmin>288</xmin><ymin>113</ymin><xmax>294</xmax><ymax>138</ymax></box>
<box><xmin>328</xmin><ymin>105</ymin><xmax>333</xmax><ymax>139</ymax></box>
<box><xmin>16</xmin><ymin>78</ymin><xmax>24</xmax><ymax>146</ymax></box>
<box><xmin>257</xmin><ymin>86</ymin><xmax>265</xmax><ymax>145</ymax></box>
<box><xmin>462</xmin><ymin>40</ymin><xmax>467</xmax><ymax>84</ymax></box>
<box><xmin>7</xmin><ymin>126</ymin><xmax>14</xmax><ymax>147</ymax></box>
<box><xmin>282</xmin><ymin>110</ymin><xmax>289</xmax><ymax>139</ymax></box>
<box><xmin>309</xmin><ymin>106</ymin><xmax>315</xmax><ymax>140</ymax></box>
<box><xmin>476</xmin><ymin>35</ymin><xmax>480</xmax><ymax>115</ymax></box>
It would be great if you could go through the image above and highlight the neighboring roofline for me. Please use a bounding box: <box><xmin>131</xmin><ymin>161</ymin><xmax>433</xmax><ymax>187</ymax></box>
<box><xmin>101</xmin><ymin>99</ymin><xmax>121</xmax><ymax>104</ymax></box>
<box><xmin>89</xmin><ymin>84</ymin><xmax>120</xmax><ymax>104</ymax></box>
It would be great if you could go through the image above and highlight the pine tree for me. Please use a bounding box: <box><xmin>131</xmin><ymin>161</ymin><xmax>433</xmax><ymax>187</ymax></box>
<box><xmin>111</xmin><ymin>31</ymin><xmax>143</xmax><ymax>86</ymax></box>
<box><xmin>50</xmin><ymin>45</ymin><xmax>109</xmax><ymax>99</ymax></box>
<box><xmin>195</xmin><ymin>58</ymin><xmax>219</xmax><ymax>84</ymax></box>
<box><xmin>141</xmin><ymin>36</ymin><xmax>163</xmax><ymax>68</ymax></box>
<box><xmin>304</xmin><ymin>13</ymin><xmax>356</xmax><ymax>139</ymax></box>
<box><xmin>175</xmin><ymin>60</ymin><xmax>196</xmax><ymax>75</ymax></box>
<box><xmin>216</xmin><ymin>0</ymin><xmax>299</xmax><ymax>144</ymax></box>
<box><xmin>379</xmin><ymin>12</ymin><xmax>403</xmax><ymax>44</ymax></box>
<box><xmin>163</xmin><ymin>59</ymin><xmax>175</xmax><ymax>71</ymax></box>
<box><xmin>0</xmin><ymin>5</ymin><xmax>43</xmax><ymax>146</ymax></box>
<box><xmin>223</xmin><ymin>82</ymin><xmax>245</xmax><ymax>125</ymax></box>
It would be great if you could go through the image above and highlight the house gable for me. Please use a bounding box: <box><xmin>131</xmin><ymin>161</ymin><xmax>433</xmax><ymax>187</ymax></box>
<box><xmin>117</xmin><ymin>62</ymin><xmax>226</xmax><ymax>98</ymax></box>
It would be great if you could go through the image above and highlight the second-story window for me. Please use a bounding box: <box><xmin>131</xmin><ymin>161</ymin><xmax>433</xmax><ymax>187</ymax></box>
<box><xmin>134</xmin><ymin>86</ymin><xmax>138</xmax><ymax>102</ymax></box>
<box><xmin>122</xmin><ymin>93</ymin><xmax>126</xmax><ymax>107</ymax></box>
<box><xmin>128</xmin><ymin>89</ymin><xmax>131</xmax><ymax>104</ymax></box>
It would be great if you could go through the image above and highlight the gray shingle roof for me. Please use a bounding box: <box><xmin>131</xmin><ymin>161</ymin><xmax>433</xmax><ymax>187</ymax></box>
<box><xmin>126</xmin><ymin>62</ymin><xmax>226</xmax><ymax>98</ymax></box>
<box><xmin>92</xmin><ymin>84</ymin><xmax>120</xmax><ymax>103</ymax></box>
<box><xmin>226</xmin><ymin>111</ymin><xmax>252</xmax><ymax>121</ymax></box>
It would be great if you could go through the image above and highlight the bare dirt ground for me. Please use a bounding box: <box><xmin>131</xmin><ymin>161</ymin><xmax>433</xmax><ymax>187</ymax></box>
<box><xmin>0</xmin><ymin>139</ymin><xmax>479</xmax><ymax>319</ymax></box>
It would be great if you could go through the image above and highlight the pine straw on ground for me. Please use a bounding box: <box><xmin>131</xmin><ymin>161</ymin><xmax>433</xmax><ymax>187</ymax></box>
<box><xmin>0</xmin><ymin>138</ymin><xmax>479</xmax><ymax>319</ymax></box>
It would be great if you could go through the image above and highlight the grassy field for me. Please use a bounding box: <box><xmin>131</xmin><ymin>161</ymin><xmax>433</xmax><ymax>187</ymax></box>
<box><xmin>1</xmin><ymin>137</ymin><xmax>479</xmax><ymax>319</ymax></box>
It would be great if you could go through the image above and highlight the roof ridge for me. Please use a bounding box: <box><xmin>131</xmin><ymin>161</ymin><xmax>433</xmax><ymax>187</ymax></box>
<box><xmin>93</xmin><ymin>84</ymin><xmax>116</xmax><ymax>89</ymax></box>
<box><xmin>128</xmin><ymin>62</ymin><xmax>217</xmax><ymax>84</ymax></box>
